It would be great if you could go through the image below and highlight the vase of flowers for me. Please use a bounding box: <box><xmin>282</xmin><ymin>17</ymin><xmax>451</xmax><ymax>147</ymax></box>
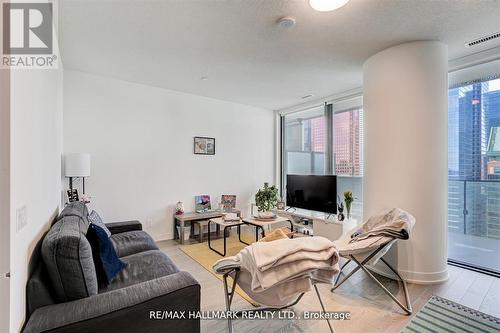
<box><xmin>344</xmin><ymin>191</ymin><xmax>354</xmax><ymax>219</ymax></box>
<box><xmin>255</xmin><ymin>182</ymin><xmax>279</xmax><ymax>214</ymax></box>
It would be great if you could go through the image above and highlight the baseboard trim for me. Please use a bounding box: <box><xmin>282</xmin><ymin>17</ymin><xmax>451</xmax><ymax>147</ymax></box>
<box><xmin>153</xmin><ymin>233</ymin><xmax>173</xmax><ymax>242</ymax></box>
<box><xmin>365</xmin><ymin>262</ymin><xmax>449</xmax><ymax>285</ymax></box>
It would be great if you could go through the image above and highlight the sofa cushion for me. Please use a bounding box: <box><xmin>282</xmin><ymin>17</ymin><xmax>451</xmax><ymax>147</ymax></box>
<box><xmin>99</xmin><ymin>250</ymin><xmax>179</xmax><ymax>293</ymax></box>
<box><xmin>110</xmin><ymin>230</ymin><xmax>159</xmax><ymax>257</ymax></box>
<box><xmin>87</xmin><ymin>224</ymin><xmax>127</xmax><ymax>285</ymax></box>
<box><xmin>57</xmin><ymin>202</ymin><xmax>90</xmax><ymax>232</ymax></box>
<box><xmin>42</xmin><ymin>216</ymin><xmax>98</xmax><ymax>302</ymax></box>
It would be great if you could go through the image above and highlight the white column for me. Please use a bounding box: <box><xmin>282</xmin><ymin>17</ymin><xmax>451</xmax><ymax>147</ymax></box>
<box><xmin>363</xmin><ymin>41</ymin><xmax>449</xmax><ymax>284</ymax></box>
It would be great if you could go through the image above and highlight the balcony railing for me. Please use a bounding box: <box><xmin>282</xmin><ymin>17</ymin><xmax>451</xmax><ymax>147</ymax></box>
<box><xmin>448</xmin><ymin>179</ymin><xmax>500</xmax><ymax>274</ymax></box>
<box><xmin>448</xmin><ymin>179</ymin><xmax>500</xmax><ymax>240</ymax></box>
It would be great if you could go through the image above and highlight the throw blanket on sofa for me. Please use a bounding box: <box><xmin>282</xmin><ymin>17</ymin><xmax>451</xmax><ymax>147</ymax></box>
<box><xmin>350</xmin><ymin>208</ymin><xmax>415</xmax><ymax>243</ymax></box>
<box><xmin>235</xmin><ymin>236</ymin><xmax>339</xmax><ymax>296</ymax></box>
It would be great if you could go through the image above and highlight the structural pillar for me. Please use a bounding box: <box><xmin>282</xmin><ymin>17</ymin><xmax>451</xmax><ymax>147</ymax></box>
<box><xmin>363</xmin><ymin>41</ymin><xmax>449</xmax><ymax>284</ymax></box>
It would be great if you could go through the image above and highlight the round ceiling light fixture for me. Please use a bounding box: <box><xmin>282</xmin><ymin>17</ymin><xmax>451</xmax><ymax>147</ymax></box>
<box><xmin>309</xmin><ymin>0</ymin><xmax>350</xmax><ymax>12</ymax></box>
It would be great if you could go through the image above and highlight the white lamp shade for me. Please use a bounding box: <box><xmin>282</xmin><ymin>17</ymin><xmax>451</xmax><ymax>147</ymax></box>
<box><xmin>64</xmin><ymin>153</ymin><xmax>91</xmax><ymax>177</ymax></box>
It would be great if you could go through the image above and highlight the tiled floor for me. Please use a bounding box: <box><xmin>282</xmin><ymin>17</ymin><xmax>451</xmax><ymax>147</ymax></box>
<box><xmin>158</xmin><ymin>239</ymin><xmax>500</xmax><ymax>333</ymax></box>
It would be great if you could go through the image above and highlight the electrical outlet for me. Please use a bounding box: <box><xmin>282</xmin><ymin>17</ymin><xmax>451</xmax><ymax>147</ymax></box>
<box><xmin>16</xmin><ymin>205</ymin><xmax>27</xmax><ymax>232</ymax></box>
<box><xmin>146</xmin><ymin>218</ymin><xmax>153</xmax><ymax>228</ymax></box>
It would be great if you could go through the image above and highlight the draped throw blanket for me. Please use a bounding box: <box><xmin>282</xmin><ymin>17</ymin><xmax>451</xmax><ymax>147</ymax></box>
<box><xmin>349</xmin><ymin>208</ymin><xmax>416</xmax><ymax>243</ymax></box>
<box><xmin>225</xmin><ymin>236</ymin><xmax>339</xmax><ymax>303</ymax></box>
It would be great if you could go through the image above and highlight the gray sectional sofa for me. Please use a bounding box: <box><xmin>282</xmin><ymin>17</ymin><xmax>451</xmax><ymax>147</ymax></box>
<box><xmin>23</xmin><ymin>202</ymin><xmax>200</xmax><ymax>333</ymax></box>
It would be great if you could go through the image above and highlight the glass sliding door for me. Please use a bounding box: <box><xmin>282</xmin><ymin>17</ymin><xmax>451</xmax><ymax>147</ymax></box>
<box><xmin>448</xmin><ymin>75</ymin><xmax>500</xmax><ymax>274</ymax></box>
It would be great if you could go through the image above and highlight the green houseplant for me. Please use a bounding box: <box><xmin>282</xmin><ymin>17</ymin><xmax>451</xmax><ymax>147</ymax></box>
<box><xmin>255</xmin><ymin>182</ymin><xmax>279</xmax><ymax>212</ymax></box>
<box><xmin>343</xmin><ymin>191</ymin><xmax>354</xmax><ymax>219</ymax></box>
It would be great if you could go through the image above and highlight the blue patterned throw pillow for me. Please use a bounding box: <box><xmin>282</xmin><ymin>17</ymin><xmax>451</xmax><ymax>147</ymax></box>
<box><xmin>88</xmin><ymin>210</ymin><xmax>111</xmax><ymax>237</ymax></box>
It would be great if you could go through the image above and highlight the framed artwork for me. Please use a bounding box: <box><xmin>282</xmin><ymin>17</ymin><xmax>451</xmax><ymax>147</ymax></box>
<box><xmin>195</xmin><ymin>195</ymin><xmax>211</xmax><ymax>212</ymax></box>
<box><xmin>67</xmin><ymin>189</ymin><xmax>79</xmax><ymax>203</ymax></box>
<box><xmin>221</xmin><ymin>195</ymin><xmax>236</xmax><ymax>210</ymax></box>
<box><xmin>194</xmin><ymin>137</ymin><xmax>215</xmax><ymax>155</ymax></box>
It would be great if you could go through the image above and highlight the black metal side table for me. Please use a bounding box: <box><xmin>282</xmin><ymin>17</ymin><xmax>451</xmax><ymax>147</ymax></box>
<box><xmin>208</xmin><ymin>218</ymin><xmax>246</xmax><ymax>256</ymax></box>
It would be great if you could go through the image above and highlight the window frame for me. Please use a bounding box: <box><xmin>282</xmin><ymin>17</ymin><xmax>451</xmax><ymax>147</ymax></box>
<box><xmin>279</xmin><ymin>101</ymin><xmax>364</xmax><ymax>197</ymax></box>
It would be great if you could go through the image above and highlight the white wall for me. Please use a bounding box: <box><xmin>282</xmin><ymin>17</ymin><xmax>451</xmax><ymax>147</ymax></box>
<box><xmin>0</xmin><ymin>58</ymin><xmax>11</xmax><ymax>333</ymax></box>
<box><xmin>63</xmin><ymin>70</ymin><xmax>275</xmax><ymax>240</ymax></box>
<box><xmin>9</xmin><ymin>66</ymin><xmax>63</xmax><ymax>331</ymax></box>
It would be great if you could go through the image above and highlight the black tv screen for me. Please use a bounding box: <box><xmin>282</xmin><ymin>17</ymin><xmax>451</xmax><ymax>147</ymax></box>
<box><xmin>286</xmin><ymin>175</ymin><xmax>337</xmax><ymax>214</ymax></box>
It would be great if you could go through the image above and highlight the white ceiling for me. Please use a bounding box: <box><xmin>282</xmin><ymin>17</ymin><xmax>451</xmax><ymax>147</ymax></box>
<box><xmin>60</xmin><ymin>0</ymin><xmax>500</xmax><ymax>110</ymax></box>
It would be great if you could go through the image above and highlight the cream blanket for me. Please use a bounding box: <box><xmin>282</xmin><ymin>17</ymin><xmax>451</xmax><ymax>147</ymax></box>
<box><xmin>235</xmin><ymin>236</ymin><xmax>339</xmax><ymax>298</ymax></box>
<box><xmin>349</xmin><ymin>208</ymin><xmax>415</xmax><ymax>243</ymax></box>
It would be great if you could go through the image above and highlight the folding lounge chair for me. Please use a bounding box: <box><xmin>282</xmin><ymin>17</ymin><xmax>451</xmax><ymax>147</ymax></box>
<box><xmin>214</xmin><ymin>257</ymin><xmax>336</xmax><ymax>333</ymax></box>
<box><xmin>331</xmin><ymin>213</ymin><xmax>414</xmax><ymax>315</ymax></box>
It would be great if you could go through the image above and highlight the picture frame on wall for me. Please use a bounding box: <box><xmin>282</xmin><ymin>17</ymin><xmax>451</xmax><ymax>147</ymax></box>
<box><xmin>194</xmin><ymin>136</ymin><xmax>215</xmax><ymax>155</ymax></box>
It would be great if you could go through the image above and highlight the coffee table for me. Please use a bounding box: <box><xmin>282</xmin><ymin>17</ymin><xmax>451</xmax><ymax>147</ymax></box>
<box><xmin>241</xmin><ymin>216</ymin><xmax>294</xmax><ymax>243</ymax></box>
<box><xmin>208</xmin><ymin>218</ymin><xmax>245</xmax><ymax>256</ymax></box>
<box><xmin>174</xmin><ymin>209</ymin><xmax>241</xmax><ymax>244</ymax></box>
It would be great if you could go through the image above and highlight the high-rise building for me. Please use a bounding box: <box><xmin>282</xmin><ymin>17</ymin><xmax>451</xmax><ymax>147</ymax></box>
<box><xmin>455</xmin><ymin>83</ymin><xmax>487</xmax><ymax>180</ymax></box>
<box><xmin>484</xmin><ymin>90</ymin><xmax>500</xmax><ymax>137</ymax></box>
<box><xmin>448</xmin><ymin>80</ymin><xmax>500</xmax><ymax>239</ymax></box>
<box><xmin>310</xmin><ymin>117</ymin><xmax>325</xmax><ymax>152</ymax></box>
<box><xmin>334</xmin><ymin>109</ymin><xmax>362</xmax><ymax>176</ymax></box>
<box><xmin>448</xmin><ymin>83</ymin><xmax>486</xmax><ymax>235</ymax></box>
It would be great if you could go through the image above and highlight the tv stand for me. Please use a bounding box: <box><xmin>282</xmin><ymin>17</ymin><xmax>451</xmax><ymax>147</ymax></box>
<box><xmin>275</xmin><ymin>207</ymin><xmax>357</xmax><ymax>241</ymax></box>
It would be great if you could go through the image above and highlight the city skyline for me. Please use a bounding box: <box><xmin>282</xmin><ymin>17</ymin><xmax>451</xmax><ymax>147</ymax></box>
<box><xmin>448</xmin><ymin>79</ymin><xmax>500</xmax><ymax>180</ymax></box>
<box><xmin>284</xmin><ymin>108</ymin><xmax>363</xmax><ymax>177</ymax></box>
<box><xmin>448</xmin><ymin>77</ymin><xmax>500</xmax><ymax>240</ymax></box>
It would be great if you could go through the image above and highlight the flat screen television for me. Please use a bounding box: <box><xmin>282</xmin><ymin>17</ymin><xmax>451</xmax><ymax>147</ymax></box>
<box><xmin>286</xmin><ymin>175</ymin><xmax>337</xmax><ymax>214</ymax></box>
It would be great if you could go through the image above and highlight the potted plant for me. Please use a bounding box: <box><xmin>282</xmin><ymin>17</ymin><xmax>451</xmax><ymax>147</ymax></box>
<box><xmin>343</xmin><ymin>191</ymin><xmax>354</xmax><ymax>219</ymax></box>
<box><xmin>255</xmin><ymin>182</ymin><xmax>279</xmax><ymax>215</ymax></box>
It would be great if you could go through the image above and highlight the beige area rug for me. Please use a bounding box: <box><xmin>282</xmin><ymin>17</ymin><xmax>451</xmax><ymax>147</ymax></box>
<box><xmin>180</xmin><ymin>235</ymin><xmax>260</xmax><ymax>307</ymax></box>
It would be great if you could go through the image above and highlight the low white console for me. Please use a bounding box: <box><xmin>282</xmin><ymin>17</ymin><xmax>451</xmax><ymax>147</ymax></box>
<box><xmin>276</xmin><ymin>208</ymin><xmax>357</xmax><ymax>241</ymax></box>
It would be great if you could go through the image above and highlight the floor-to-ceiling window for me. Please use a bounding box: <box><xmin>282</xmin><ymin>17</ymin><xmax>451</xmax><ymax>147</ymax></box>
<box><xmin>334</xmin><ymin>107</ymin><xmax>364</xmax><ymax>221</ymax></box>
<box><xmin>283</xmin><ymin>106</ymin><xmax>326</xmax><ymax>176</ymax></box>
<box><xmin>281</xmin><ymin>98</ymin><xmax>364</xmax><ymax>221</ymax></box>
<box><xmin>448</xmin><ymin>69</ymin><xmax>500</xmax><ymax>275</ymax></box>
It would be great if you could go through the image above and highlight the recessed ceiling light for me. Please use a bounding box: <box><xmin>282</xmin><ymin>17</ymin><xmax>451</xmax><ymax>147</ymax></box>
<box><xmin>200</xmin><ymin>76</ymin><xmax>209</xmax><ymax>81</ymax></box>
<box><xmin>309</xmin><ymin>0</ymin><xmax>349</xmax><ymax>12</ymax></box>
